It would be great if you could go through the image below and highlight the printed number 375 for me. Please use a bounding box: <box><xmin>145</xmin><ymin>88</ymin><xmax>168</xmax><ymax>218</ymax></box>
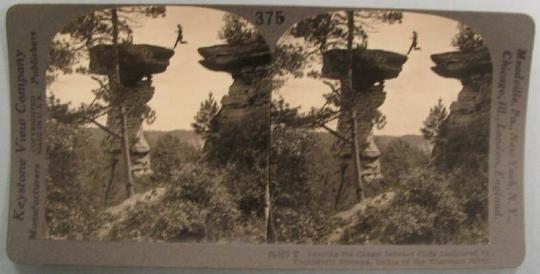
<box><xmin>255</xmin><ymin>11</ymin><xmax>285</xmax><ymax>25</ymax></box>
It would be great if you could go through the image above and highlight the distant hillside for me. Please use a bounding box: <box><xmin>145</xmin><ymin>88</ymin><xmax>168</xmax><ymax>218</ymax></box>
<box><xmin>375</xmin><ymin>134</ymin><xmax>433</xmax><ymax>153</ymax></box>
<box><xmin>316</xmin><ymin>131</ymin><xmax>432</xmax><ymax>153</ymax></box>
<box><xmin>83</xmin><ymin>127</ymin><xmax>203</xmax><ymax>148</ymax></box>
<box><xmin>84</xmin><ymin>127</ymin><xmax>430</xmax><ymax>153</ymax></box>
<box><xmin>145</xmin><ymin>129</ymin><xmax>203</xmax><ymax>148</ymax></box>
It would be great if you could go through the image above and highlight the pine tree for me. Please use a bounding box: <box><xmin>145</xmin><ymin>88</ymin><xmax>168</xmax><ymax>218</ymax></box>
<box><xmin>421</xmin><ymin>98</ymin><xmax>448</xmax><ymax>144</ymax></box>
<box><xmin>47</xmin><ymin>7</ymin><xmax>167</xmax><ymax>199</ymax></box>
<box><xmin>283</xmin><ymin>10</ymin><xmax>403</xmax><ymax>202</ymax></box>
<box><xmin>451</xmin><ymin>23</ymin><xmax>484</xmax><ymax>53</ymax></box>
<box><xmin>191</xmin><ymin>92</ymin><xmax>219</xmax><ymax>142</ymax></box>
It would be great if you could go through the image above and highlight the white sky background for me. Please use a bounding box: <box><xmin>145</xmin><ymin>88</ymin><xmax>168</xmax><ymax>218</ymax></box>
<box><xmin>48</xmin><ymin>7</ymin><xmax>463</xmax><ymax>136</ymax></box>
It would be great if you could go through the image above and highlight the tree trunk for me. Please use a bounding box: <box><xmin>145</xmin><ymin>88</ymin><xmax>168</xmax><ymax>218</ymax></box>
<box><xmin>350</xmin><ymin>109</ymin><xmax>365</xmax><ymax>201</ymax></box>
<box><xmin>346</xmin><ymin>11</ymin><xmax>365</xmax><ymax>202</ymax></box>
<box><xmin>111</xmin><ymin>8</ymin><xmax>135</xmax><ymax>198</ymax></box>
<box><xmin>120</xmin><ymin>105</ymin><xmax>135</xmax><ymax>198</ymax></box>
<box><xmin>264</xmin><ymin>165</ymin><xmax>276</xmax><ymax>243</ymax></box>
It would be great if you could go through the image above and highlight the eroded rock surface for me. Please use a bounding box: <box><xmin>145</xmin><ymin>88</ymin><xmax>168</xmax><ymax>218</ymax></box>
<box><xmin>94</xmin><ymin>187</ymin><xmax>167</xmax><ymax>240</ymax></box>
<box><xmin>198</xmin><ymin>41</ymin><xmax>271</xmax><ymax>73</ymax></box>
<box><xmin>430</xmin><ymin>47</ymin><xmax>492</xmax><ymax>170</ymax></box>
<box><xmin>198</xmin><ymin>40</ymin><xmax>272</xmax><ymax>160</ymax></box>
<box><xmin>89</xmin><ymin>44</ymin><xmax>174</xmax><ymax>181</ymax></box>
<box><xmin>322</xmin><ymin>191</ymin><xmax>396</xmax><ymax>244</ymax></box>
<box><xmin>431</xmin><ymin>48</ymin><xmax>491</xmax><ymax>79</ymax></box>
<box><xmin>89</xmin><ymin>44</ymin><xmax>175</xmax><ymax>86</ymax></box>
<box><xmin>322</xmin><ymin>48</ymin><xmax>407</xmax><ymax>200</ymax></box>
<box><xmin>323</xmin><ymin>48</ymin><xmax>407</xmax><ymax>87</ymax></box>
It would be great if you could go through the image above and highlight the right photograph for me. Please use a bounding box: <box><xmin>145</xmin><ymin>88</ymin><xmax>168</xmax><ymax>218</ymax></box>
<box><xmin>270</xmin><ymin>10</ymin><xmax>491</xmax><ymax>245</ymax></box>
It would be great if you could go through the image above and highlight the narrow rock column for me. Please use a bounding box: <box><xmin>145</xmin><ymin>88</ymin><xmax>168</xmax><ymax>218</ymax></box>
<box><xmin>322</xmin><ymin>48</ymin><xmax>407</xmax><ymax>196</ymax></box>
<box><xmin>102</xmin><ymin>80</ymin><xmax>156</xmax><ymax>177</ymax></box>
<box><xmin>89</xmin><ymin>44</ymin><xmax>174</xmax><ymax>181</ymax></box>
<box><xmin>197</xmin><ymin>40</ymin><xmax>272</xmax><ymax>157</ymax></box>
<box><xmin>198</xmin><ymin>39</ymin><xmax>275</xmax><ymax>241</ymax></box>
<box><xmin>334</xmin><ymin>83</ymin><xmax>387</xmax><ymax>184</ymax></box>
<box><xmin>430</xmin><ymin>47</ymin><xmax>492</xmax><ymax>170</ymax></box>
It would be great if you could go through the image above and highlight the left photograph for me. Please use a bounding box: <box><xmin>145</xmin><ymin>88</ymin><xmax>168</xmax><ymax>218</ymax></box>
<box><xmin>45</xmin><ymin>6</ymin><xmax>273</xmax><ymax>242</ymax></box>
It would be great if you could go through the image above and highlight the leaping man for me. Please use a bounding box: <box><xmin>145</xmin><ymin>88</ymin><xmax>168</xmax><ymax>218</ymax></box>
<box><xmin>174</xmin><ymin>24</ymin><xmax>187</xmax><ymax>49</ymax></box>
<box><xmin>407</xmin><ymin>31</ymin><xmax>421</xmax><ymax>55</ymax></box>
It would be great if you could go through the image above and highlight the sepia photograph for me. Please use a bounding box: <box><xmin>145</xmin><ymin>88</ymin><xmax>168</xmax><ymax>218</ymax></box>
<box><xmin>45</xmin><ymin>6</ymin><xmax>491</xmax><ymax>245</ymax></box>
<box><xmin>268</xmin><ymin>10</ymin><xmax>491</xmax><ymax>244</ymax></box>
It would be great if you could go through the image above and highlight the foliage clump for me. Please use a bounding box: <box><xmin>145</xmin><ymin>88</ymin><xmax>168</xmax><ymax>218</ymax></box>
<box><xmin>452</xmin><ymin>23</ymin><xmax>485</xmax><ymax>53</ymax></box>
<box><xmin>107</xmin><ymin>165</ymin><xmax>240</xmax><ymax>242</ymax></box>
<box><xmin>421</xmin><ymin>98</ymin><xmax>448</xmax><ymax>144</ymax></box>
<box><xmin>341</xmin><ymin>169</ymin><xmax>466</xmax><ymax>244</ymax></box>
<box><xmin>45</xmin><ymin>97</ymin><xmax>105</xmax><ymax>239</ymax></box>
<box><xmin>150</xmin><ymin>133</ymin><xmax>199</xmax><ymax>183</ymax></box>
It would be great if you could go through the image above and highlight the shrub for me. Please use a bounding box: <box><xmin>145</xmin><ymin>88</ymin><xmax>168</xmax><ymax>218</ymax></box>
<box><xmin>45</xmin><ymin>119</ymin><xmax>105</xmax><ymax>239</ymax></box>
<box><xmin>379</xmin><ymin>139</ymin><xmax>430</xmax><ymax>190</ymax></box>
<box><xmin>108</xmin><ymin>164</ymin><xmax>240</xmax><ymax>242</ymax></box>
<box><xmin>270</xmin><ymin>125</ymin><xmax>330</xmax><ymax>243</ymax></box>
<box><xmin>340</xmin><ymin>168</ymin><xmax>467</xmax><ymax>244</ymax></box>
<box><xmin>448</xmin><ymin>167</ymin><xmax>488</xmax><ymax>221</ymax></box>
<box><xmin>151</xmin><ymin>133</ymin><xmax>199</xmax><ymax>183</ymax></box>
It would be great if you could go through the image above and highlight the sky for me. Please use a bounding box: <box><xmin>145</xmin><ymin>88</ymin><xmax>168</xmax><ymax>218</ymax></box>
<box><xmin>48</xmin><ymin>7</ymin><xmax>464</xmax><ymax>136</ymax></box>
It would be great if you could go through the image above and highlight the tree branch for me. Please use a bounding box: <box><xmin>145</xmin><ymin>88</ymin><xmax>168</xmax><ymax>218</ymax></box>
<box><xmin>91</xmin><ymin>119</ymin><xmax>121</xmax><ymax>139</ymax></box>
<box><xmin>321</xmin><ymin>124</ymin><xmax>352</xmax><ymax>144</ymax></box>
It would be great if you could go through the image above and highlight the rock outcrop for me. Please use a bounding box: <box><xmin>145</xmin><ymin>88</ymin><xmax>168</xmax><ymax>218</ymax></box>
<box><xmin>94</xmin><ymin>187</ymin><xmax>167</xmax><ymax>240</ymax></box>
<box><xmin>89</xmin><ymin>44</ymin><xmax>174</xmax><ymax>178</ymax></box>
<box><xmin>322</xmin><ymin>48</ymin><xmax>407</xmax><ymax>203</ymax></box>
<box><xmin>89</xmin><ymin>44</ymin><xmax>174</xmax><ymax>86</ymax></box>
<box><xmin>198</xmin><ymin>40</ymin><xmax>272</xmax><ymax>162</ymax></box>
<box><xmin>322</xmin><ymin>191</ymin><xmax>395</xmax><ymax>244</ymax></box>
<box><xmin>430</xmin><ymin>47</ymin><xmax>492</xmax><ymax>170</ymax></box>
<box><xmin>323</xmin><ymin>49</ymin><xmax>407</xmax><ymax>85</ymax></box>
<box><xmin>198</xmin><ymin>41</ymin><xmax>271</xmax><ymax>73</ymax></box>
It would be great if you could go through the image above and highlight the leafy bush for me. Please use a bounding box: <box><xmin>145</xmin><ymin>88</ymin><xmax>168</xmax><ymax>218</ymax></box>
<box><xmin>433</xmin><ymin>112</ymin><xmax>490</xmax><ymax>171</ymax></box>
<box><xmin>45</xmin><ymin>119</ymin><xmax>104</xmax><ymax>239</ymax></box>
<box><xmin>379</xmin><ymin>139</ymin><xmax>430</xmax><ymax>190</ymax></box>
<box><xmin>340</xmin><ymin>168</ymin><xmax>468</xmax><ymax>244</ymax></box>
<box><xmin>107</xmin><ymin>164</ymin><xmax>240</xmax><ymax>242</ymax></box>
<box><xmin>197</xmin><ymin>109</ymin><xmax>271</xmax><ymax>222</ymax></box>
<box><xmin>448</xmin><ymin>167</ymin><xmax>489</xmax><ymax>232</ymax></box>
<box><xmin>150</xmin><ymin>133</ymin><xmax>199</xmax><ymax>183</ymax></box>
<box><xmin>271</xmin><ymin>125</ymin><xmax>328</xmax><ymax>243</ymax></box>
<box><xmin>204</xmin><ymin>106</ymin><xmax>270</xmax><ymax>170</ymax></box>
<box><xmin>222</xmin><ymin>163</ymin><xmax>267</xmax><ymax>217</ymax></box>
